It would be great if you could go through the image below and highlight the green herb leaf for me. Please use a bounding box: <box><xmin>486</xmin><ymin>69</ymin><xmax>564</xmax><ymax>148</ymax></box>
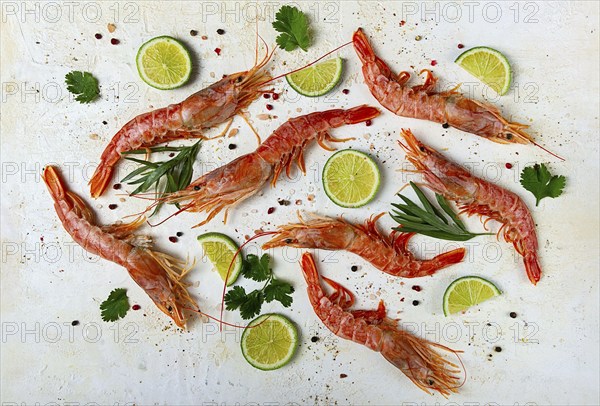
<box><xmin>100</xmin><ymin>288</ymin><xmax>130</xmax><ymax>322</ymax></box>
<box><xmin>520</xmin><ymin>163</ymin><xmax>566</xmax><ymax>206</ymax></box>
<box><xmin>121</xmin><ymin>141</ymin><xmax>201</xmax><ymax>216</ymax></box>
<box><xmin>264</xmin><ymin>279</ymin><xmax>294</xmax><ymax>307</ymax></box>
<box><xmin>225</xmin><ymin>253</ymin><xmax>294</xmax><ymax>319</ymax></box>
<box><xmin>241</xmin><ymin>254</ymin><xmax>272</xmax><ymax>282</ymax></box>
<box><xmin>65</xmin><ymin>71</ymin><xmax>100</xmax><ymax>103</ymax></box>
<box><xmin>272</xmin><ymin>5</ymin><xmax>311</xmax><ymax>52</ymax></box>
<box><xmin>390</xmin><ymin>182</ymin><xmax>493</xmax><ymax>241</ymax></box>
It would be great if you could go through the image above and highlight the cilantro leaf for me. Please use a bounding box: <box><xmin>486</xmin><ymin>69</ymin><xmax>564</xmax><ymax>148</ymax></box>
<box><xmin>239</xmin><ymin>291</ymin><xmax>264</xmax><ymax>320</ymax></box>
<box><xmin>100</xmin><ymin>288</ymin><xmax>130</xmax><ymax>322</ymax></box>
<box><xmin>241</xmin><ymin>254</ymin><xmax>271</xmax><ymax>282</ymax></box>
<box><xmin>264</xmin><ymin>279</ymin><xmax>294</xmax><ymax>307</ymax></box>
<box><xmin>520</xmin><ymin>163</ymin><xmax>566</xmax><ymax>206</ymax></box>
<box><xmin>272</xmin><ymin>5</ymin><xmax>311</xmax><ymax>52</ymax></box>
<box><xmin>224</xmin><ymin>286</ymin><xmax>248</xmax><ymax>311</ymax></box>
<box><xmin>65</xmin><ymin>71</ymin><xmax>100</xmax><ymax>103</ymax></box>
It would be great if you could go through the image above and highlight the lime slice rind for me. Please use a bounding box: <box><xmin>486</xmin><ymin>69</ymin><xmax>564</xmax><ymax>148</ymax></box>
<box><xmin>322</xmin><ymin>149</ymin><xmax>381</xmax><ymax>208</ymax></box>
<box><xmin>286</xmin><ymin>57</ymin><xmax>343</xmax><ymax>97</ymax></box>
<box><xmin>443</xmin><ymin>276</ymin><xmax>502</xmax><ymax>316</ymax></box>
<box><xmin>455</xmin><ymin>46</ymin><xmax>512</xmax><ymax>96</ymax></box>
<box><xmin>197</xmin><ymin>232</ymin><xmax>242</xmax><ymax>286</ymax></box>
<box><xmin>241</xmin><ymin>314</ymin><xmax>298</xmax><ymax>370</ymax></box>
<box><xmin>136</xmin><ymin>36</ymin><xmax>192</xmax><ymax>90</ymax></box>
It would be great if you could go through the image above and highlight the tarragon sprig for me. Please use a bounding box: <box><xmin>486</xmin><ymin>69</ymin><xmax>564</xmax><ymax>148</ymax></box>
<box><xmin>121</xmin><ymin>141</ymin><xmax>201</xmax><ymax>215</ymax></box>
<box><xmin>390</xmin><ymin>182</ymin><xmax>493</xmax><ymax>241</ymax></box>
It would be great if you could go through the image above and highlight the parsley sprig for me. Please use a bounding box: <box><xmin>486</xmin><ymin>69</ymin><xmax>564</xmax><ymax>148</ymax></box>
<box><xmin>224</xmin><ymin>254</ymin><xmax>294</xmax><ymax>320</ymax></box>
<box><xmin>65</xmin><ymin>71</ymin><xmax>100</xmax><ymax>103</ymax></box>
<box><xmin>520</xmin><ymin>163</ymin><xmax>566</xmax><ymax>206</ymax></box>
<box><xmin>272</xmin><ymin>5</ymin><xmax>311</xmax><ymax>52</ymax></box>
<box><xmin>100</xmin><ymin>288</ymin><xmax>130</xmax><ymax>322</ymax></box>
<box><xmin>121</xmin><ymin>141</ymin><xmax>201</xmax><ymax>215</ymax></box>
<box><xmin>390</xmin><ymin>182</ymin><xmax>493</xmax><ymax>241</ymax></box>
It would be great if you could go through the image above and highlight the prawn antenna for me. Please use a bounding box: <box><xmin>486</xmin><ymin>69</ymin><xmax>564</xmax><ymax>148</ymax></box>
<box><xmin>530</xmin><ymin>140</ymin><xmax>565</xmax><ymax>162</ymax></box>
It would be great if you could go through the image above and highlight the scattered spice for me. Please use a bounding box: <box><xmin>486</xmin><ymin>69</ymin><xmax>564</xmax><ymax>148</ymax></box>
<box><xmin>132</xmin><ymin>304</ymin><xmax>141</xmax><ymax>311</ymax></box>
<box><xmin>431</xmin><ymin>60</ymin><xmax>437</xmax><ymax>66</ymax></box>
<box><xmin>107</xmin><ymin>23</ymin><xmax>116</xmax><ymax>33</ymax></box>
<box><xmin>267</xmin><ymin>207</ymin><xmax>275</xmax><ymax>214</ymax></box>
<box><xmin>307</xmin><ymin>194</ymin><xmax>315</xmax><ymax>202</ymax></box>
<box><xmin>458</xmin><ymin>43</ymin><xmax>465</xmax><ymax>49</ymax></box>
<box><xmin>228</xmin><ymin>143</ymin><xmax>237</xmax><ymax>150</ymax></box>
<box><xmin>110</xmin><ymin>38</ymin><xmax>120</xmax><ymax>45</ymax></box>
<box><xmin>201</xmin><ymin>35</ymin><xmax>208</xmax><ymax>40</ymax></box>
<box><xmin>415</xmin><ymin>35</ymin><xmax>422</xmax><ymax>41</ymax></box>
<box><xmin>310</xmin><ymin>336</ymin><xmax>319</xmax><ymax>343</ymax></box>
<box><xmin>266</xmin><ymin>104</ymin><xmax>273</xmax><ymax>111</ymax></box>
<box><xmin>108</xmin><ymin>204</ymin><xmax>118</xmax><ymax>210</ymax></box>
<box><xmin>295</xmin><ymin>199</ymin><xmax>302</xmax><ymax>205</ymax></box>
<box><xmin>412</xmin><ymin>285</ymin><xmax>422</xmax><ymax>292</ymax></box>
<box><xmin>400</xmin><ymin>20</ymin><xmax>406</xmax><ymax>26</ymax></box>
<box><xmin>169</xmin><ymin>236</ymin><xmax>178</xmax><ymax>243</ymax></box>
<box><xmin>113</xmin><ymin>183</ymin><xmax>121</xmax><ymax>190</ymax></box>
<box><xmin>510</xmin><ymin>312</ymin><xmax>517</xmax><ymax>318</ymax></box>
<box><xmin>365</xmin><ymin>119</ymin><xmax>372</xmax><ymax>127</ymax></box>
<box><xmin>176</xmin><ymin>232</ymin><xmax>183</xmax><ymax>237</ymax></box>
<box><xmin>351</xmin><ymin>265</ymin><xmax>358</xmax><ymax>272</ymax></box>
<box><xmin>214</xmin><ymin>47</ymin><xmax>221</xmax><ymax>56</ymax></box>
<box><xmin>271</xmin><ymin>93</ymin><xmax>280</xmax><ymax>100</ymax></box>
<box><xmin>412</xmin><ymin>300</ymin><xmax>420</xmax><ymax>306</ymax></box>
<box><xmin>95</xmin><ymin>33</ymin><xmax>102</xmax><ymax>40</ymax></box>
<box><xmin>217</xmin><ymin>28</ymin><xmax>225</xmax><ymax>35</ymax></box>
<box><xmin>277</xmin><ymin>199</ymin><xmax>290</xmax><ymax>206</ymax></box>
<box><xmin>169</xmin><ymin>152</ymin><xmax>175</xmax><ymax>157</ymax></box>
<box><xmin>494</xmin><ymin>346</ymin><xmax>502</xmax><ymax>352</ymax></box>
<box><xmin>505</xmin><ymin>163</ymin><xmax>513</xmax><ymax>169</ymax></box>
<box><xmin>71</xmin><ymin>320</ymin><xmax>79</xmax><ymax>326</ymax></box>
<box><xmin>442</xmin><ymin>123</ymin><xmax>450</xmax><ymax>129</ymax></box>
<box><xmin>342</xmin><ymin>89</ymin><xmax>349</xmax><ymax>95</ymax></box>
<box><xmin>190</xmin><ymin>30</ymin><xmax>198</xmax><ymax>36</ymax></box>
<box><xmin>340</xmin><ymin>373</ymin><xmax>348</xmax><ymax>378</ymax></box>
<box><xmin>102</xmin><ymin>120</ymin><xmax>108</xmax><ymax>125</ymax></box>
<box><xmin>228</xmin><ymin>128</ymin><xmax>239</xmax><ymax>137</ymax></box>
<box><xmin>263</xmin><ymin>93</ymin><xmax>271</xmax><ymax>99</ymax></box>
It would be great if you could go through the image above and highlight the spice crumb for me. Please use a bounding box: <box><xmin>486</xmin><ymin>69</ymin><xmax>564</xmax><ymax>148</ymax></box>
<box><xmin>217</xmin><ymin>29</ymin><xmax>225</xmax><ymax>35</ymax></box>
<box><xmin>110</xmin><ymin>38</ymin><xmax>120</xmax><ymax>45</ymax></box>
<box><xmin>342</xmin><ymin>89</ymin><xmax>349</xmax><ymax>95</ymax></box>
<box><xmin>176</xmin><ymin>232</ymin><xmax>183</xmax><ymax>237</ymax></box>
<box><xmin>95</xmin><ymin>33</ymin><xmax>102</xmax><ymax>40</ymax></box>
<box><xmin>108</xmin><ymin>204</ymin><xmax>118</xmax><ymax>210</ymax></box>
<box><xmin>169</xmin><ymin>236</ymin><xmax>178</xmax><ymax>243</ymax></box>
<box><xmin>494</xmin><ymin>346</ymin><xmax>502</xmax><ymax>352</ymax></box>
<box><xmin>228</xmin><ymin>143</ymin><xmax>237</xmax><ymax>150</ymax></box>
<box><xmin>505</xmin><ymin>163</ymin><xmax>513</xmax><ymax>169</ymax></box>
<box><xmin>267</xmin><ymin>207</ymin><xmax>275</xmax><ymax>214</ymax></box>
<box><xmin>412</xmin><ymin>300</ymin><xmax>420</xmax><ymax>306</ymax></box>
<box><xmin>351</xmin><ymin>265</ymin><xmax>358</xmax><ymax>272</ymax></box>
<box><xmin>190</xmin><ymin>30</ymin><xmax>198</xmax><ymax>36</ymax></box>
<box><xmin>412</xmin><ymin>285</ymin><xmax>422</xmax><ymax>292</ymax></box>
<box><xmin>340</xmin><ymin>373</ymin><xmax>348</xmax><ymax>378</ymax></box>
<box><xmin>510</xmin><ymin>312</ymin><xmax>517</xmax><ymax>318</ymax></box>
<box><xmin>132</xmin><ymin>304</ymin><xmax>141</xmax><ymax>311</ymax></box>
<box><xmin>71</xmin><ymin>320</ymin><xmax>80</xmax><ymax>326</ymax></box>
<box><xmin>214</xmin><ymin>47</ymin><xmax>221</xmax><ymax>56</ymax></box>
<box><xmin>310</xmin><ymin>336</ymin><xmax>319</xmax><ymax>343</ymax></box>
<box><xmin>107</xmin><ymin>23</ymin><xmax>116</xmax><ymax>33</ymax></box>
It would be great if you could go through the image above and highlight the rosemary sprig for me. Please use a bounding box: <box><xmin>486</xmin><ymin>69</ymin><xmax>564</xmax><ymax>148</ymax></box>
<box><xmin>121</xmin><ymin>141</ymin><xmax>201</xmax><ymax>215</ymax></box>
<box><xmin>390</xmin><ymin>182</ymin><xmax>493</xmax><ymax>241</ymax></box>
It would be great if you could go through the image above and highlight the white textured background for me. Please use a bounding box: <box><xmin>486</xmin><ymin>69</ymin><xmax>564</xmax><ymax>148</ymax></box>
<box><xmin>1</xmin><ymin>1</ymin><xmax>599</xmax><ymax>405</ymax></box>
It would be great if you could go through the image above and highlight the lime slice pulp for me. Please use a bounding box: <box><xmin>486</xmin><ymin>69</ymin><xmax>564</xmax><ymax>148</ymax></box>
<box><xmin>443</xmin><ymin>276</ymin><xmax>502</xmax><ymax>316</ymax></box>
<box><xmin>455</xmin><ymin>46</ymin><xmax>512</xmax><ymax>96</ymax></box>
<box><xmin>322</xmin><ymin>149</ymin><xmax>380</xmax><ymax>208</ymax></box>
<box><xmin>197</xmin><ymin>232</ymin><xmax>242</xmax><ymax>286</ymax></box>
<box><xmin>241</xmin><ymin>314</ymin><xmax>298</xmax><ymax>370</ymax></box>
<box><xmin>136</xmin><ymin>36</ymin><xmax>192</xmax><ymax>90</ymax></box>
<box><xmin>286</xmin><ymin>57</ymin><xmax>343</xmax><ymax>97</ymax></box>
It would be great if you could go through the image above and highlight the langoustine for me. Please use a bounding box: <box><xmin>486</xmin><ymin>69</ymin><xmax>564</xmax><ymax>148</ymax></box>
<box><xmin>157</xmin><ymin>105</ymin><xmax>380</xmax><ymax>227</ymax></box>
<box><xmin>263</xmin><ymin>213</ymin><xmax>465</xmax><ymax>278</ymax></box>
<box><xmin>399</xmin><ymin>129</ymin><xmax>542</xmax><ymax>284</ymax></box>
<box><xmin>43</xmin><ymin>166</ymin><xmax>197</xmax><ymax>327</ymax></box>
<box><xmin>89</xmin><ymin>44</ymin><xmax>274</xmax><ymax>198</ymax></box>
<box><xmin>300</xmin><ymin>252</ymin><xmax>463</xmax><ymax>396</ymax></box>
<box><xmin>353</xmin><ymin>28</ymin><xmax>562</xmax><ymax>160</ymax></box>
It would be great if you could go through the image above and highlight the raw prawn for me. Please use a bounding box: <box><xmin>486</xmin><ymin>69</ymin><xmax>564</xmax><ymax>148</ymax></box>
<box><xmin>399</xmin><ymin>129</ymin><xmax>542</xmax><ymax>284</ymax></box>
<box><xmin>263</xmin><ymin>213</ymin><xmax>465</xmax><ymax>278</ymax></box>
<box><xmin>156</xmin><ymin>106</ymin><xmax>380</xmax><ymax>227</ymax></box>
<box><xmin>300</xmin><ymin>252</ymin><xmax>463</xmax><ymax>396</ymax></box>
<box><xmin>43</xmin><ymin>166</ymin><xmax>198</xmax><ymax>327</ymax></box>
<box><xmin>353</xmin><ymin>28</ymin><xmax>563</xmax><ymax>160</ymax></box>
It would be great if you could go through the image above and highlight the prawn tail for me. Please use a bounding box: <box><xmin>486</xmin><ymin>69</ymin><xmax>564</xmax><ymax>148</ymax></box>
<box><xmin>352</xmin><ymin>27</ymin><xmax>376</xmax><ymax>63</ymax></box>
<box><xmin>523</xmin><ymin>253</ymin><xmax>541</xmax><ymax>285</ymax></box>
<box><xmin>381</xmin><ymin>330</ymin><xmax>464</xmax><ymax>397</ymax></box>
<box><xmin>425</xmin><ymin>248</ymin><xmax>466</xmax><ymax>274</ymax></box>
<box><xmin>43</xmin><ymin>165</ymin><xmax>95</xmax><ymax>222</ymax></box>
<box><xmin>89</xmin><ymin>160</ymin><xmax>115</xmax><ymax>198</ymax></box>
<box><xmin>344</xmin><ymin>105</ymin><xmax>380</xmax><ymax>124</ymax></box>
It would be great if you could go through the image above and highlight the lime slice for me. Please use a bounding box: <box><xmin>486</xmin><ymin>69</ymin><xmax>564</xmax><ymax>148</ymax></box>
<box><xmin>455</xmin><ymin>46</ymin><xmax>512</xmax><ymax>95</ymax></box>
<box><xmin>241</xmin><ymin>314</ymin><xmax>298</xmax><ymax>370</ymax></box>
<box><xmin>136</xmin><ymin>36</ymin><xmax>192</xmax><ymax>90</ymax></box>
<box><xmin>322</xmin><ymin>149</ymin><xmax>380</xmax><ymax>208</ymax></box>
<box><xmin>286</xmin><ymin>57</ymin><xmax>343</xmax><ymax>97</ymax></box>
<box><xmin>443</xmin><ymin>276</ymin><xmax>502</xmax><ymax>316</ymax></box>
<box><xmin>197</xmin><ymin>232</ymin><xmax>242</xmax><ymax>286</ymax></box>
